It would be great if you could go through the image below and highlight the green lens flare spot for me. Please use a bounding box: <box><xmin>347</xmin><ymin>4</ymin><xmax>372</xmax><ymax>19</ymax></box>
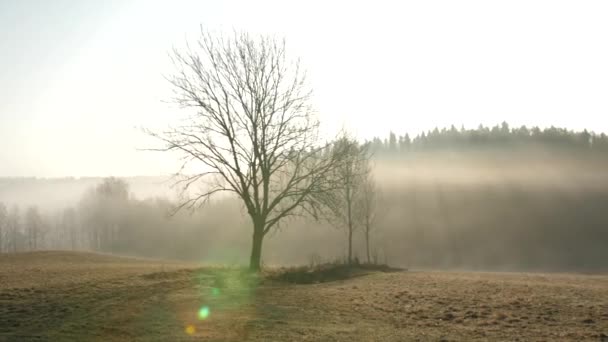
<box><xmin>198</xmin><ymin>306</ymin><xmax>210</xmax><ymax>320</ymax></box>
<box><xmin>211</xmin><ymin>287</ymin><xmax>220</xmax><ymax>296</ymax></box>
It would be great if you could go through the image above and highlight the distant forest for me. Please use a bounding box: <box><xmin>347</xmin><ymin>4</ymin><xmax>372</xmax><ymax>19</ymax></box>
<box><xmin>368</xmin><ymin>123</ymin><xmax>607</xmax><ymax>154</ymax></box>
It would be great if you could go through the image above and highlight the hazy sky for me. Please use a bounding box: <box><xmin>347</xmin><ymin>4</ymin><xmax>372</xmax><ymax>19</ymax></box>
<box><xmin>1</xmin><ymin>0</ymin><xmax>607</xmax><ymax>177</ymax></box>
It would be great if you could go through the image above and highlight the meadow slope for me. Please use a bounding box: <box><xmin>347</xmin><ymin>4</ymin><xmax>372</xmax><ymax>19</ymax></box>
<box><xmin>0</xmin><ymin>252</ymin><xmax>606</xmax><ymax>341</ymax></box>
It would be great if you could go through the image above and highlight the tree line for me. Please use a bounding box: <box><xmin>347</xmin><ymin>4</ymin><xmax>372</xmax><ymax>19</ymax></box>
<box><xmin>0</xmin><ymin>169</ymin><xmax>380</xmax><ymax>265</ymax></box>
<box><xmin>0</xmin><ymin>178</ymin><xmax>204</xmax><ymax>257</ymax></box>
<box><xmin>368</xmin><ymin>123</ymin><xmax>608</xmax><ymax>155</ymax></box>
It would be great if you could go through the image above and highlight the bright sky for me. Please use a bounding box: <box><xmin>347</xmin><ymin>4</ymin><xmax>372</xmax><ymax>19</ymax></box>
<box><xmin>1</xmin><ymin>0</ymin><xmax>607</xmax><ymax>177</ymax></box>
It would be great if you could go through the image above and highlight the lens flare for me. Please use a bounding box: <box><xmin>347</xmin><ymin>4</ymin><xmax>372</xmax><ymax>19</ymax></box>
<box><xmin>211</xmin><ymin>287</ymin><xmax>220</xmax><ymax>296</ymax></box>
<box><xmin>185</xmin><ymin>324</ymin><xmax>196</xmax><ymax>335</ymax></box>
<box><xmin>198</xmin><ymin>306</ymin><xmax>210</xmax><ymax>320</ymax></box>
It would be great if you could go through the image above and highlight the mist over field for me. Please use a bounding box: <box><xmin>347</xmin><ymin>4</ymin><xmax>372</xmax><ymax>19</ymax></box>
<box><xmin>2</xmin><ymin>131</ymin><xmax>607</xmax><ymax>272</ymax></box>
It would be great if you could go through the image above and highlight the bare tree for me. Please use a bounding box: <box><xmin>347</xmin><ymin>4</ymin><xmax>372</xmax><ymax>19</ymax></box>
<box><xmin>149</xmin><ymin>28</ymin><xmax>344</xmax><ymax>271</ymax></box>
<box><xmin>62</xmin><ymin>207</ymin><xmax>79</xmax><ymax>250</ymax></box>
<box><xmin>358</xmin><ymin>165</ymin><xmax>378</xmax><ymax>264</ymax></box>
<box><xmin>7</xmin><ymin>205</ymin><xmax>20</xmax><ymax>253</ymax></box>
<box><xmin>25</xmin><ymin>206</ymin><xmax>42</xmax><ymax>251</ymax></box>
<box><xmin>80</xmin><ymin>178</ymin><xmax>129</xmax><ymax>252</ymax></box>
<box><xmin>324</xmin><ymin>136</ymin><xmax>370</xmax><ymax>264</ymax></box>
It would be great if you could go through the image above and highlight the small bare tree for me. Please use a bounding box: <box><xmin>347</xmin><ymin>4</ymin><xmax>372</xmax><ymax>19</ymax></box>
<box><xmin>324</xmin><ymin>136</ymin><xmax>370</xmax><ymax>264</ymax></box>
<box><xmin>149</xmin><ymin>28</ymin><xmax>343</xmax><ymax>271</ymax></box>
<box><xmin>62</xmin><ymin>207</ymin><xmax>79</xmax><ymax>250</ymax></box>
<box><xmin>79</xmin><ymin>177</ymin><xmax>129</xmax><ymax>253</ymax></box>
<box><xmin>25</xmin><ymin>206</ymin><xmax>42</xmax><ymax>251</ymax></box>
<box><xmin>7</xmin><ymin>205</ymin><xmax>20</xmax><ymax>253</ymax></box>
<box><xmin>358</xmin><ymin>164</ymin><xmax>378</xmax><ymax>264</ymax></box>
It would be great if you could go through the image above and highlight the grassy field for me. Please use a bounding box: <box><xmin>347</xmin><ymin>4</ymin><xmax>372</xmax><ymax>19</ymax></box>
<box><xmin>0</xmin><ymin>252</ymin><xmax>606</xmax><ymax>341</ymax></box>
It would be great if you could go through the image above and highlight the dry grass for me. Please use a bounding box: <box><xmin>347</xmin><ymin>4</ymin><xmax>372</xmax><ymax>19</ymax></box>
<box><xmin>0</xmin><ymin>252</ymin><xmax>606</xmax><ymax>341</ymax></box>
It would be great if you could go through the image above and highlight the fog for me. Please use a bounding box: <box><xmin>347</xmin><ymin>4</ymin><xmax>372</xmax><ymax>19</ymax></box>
<box><xmin>0</xmin><ymin>176</ymin><xmax>176</xmax><ymax>212</ymax></box>
<box><xmin>2</xmin><ymin>135</ymin><xmax>607</xmax><ymax>272</ymax></box>
<box><xmin>373</xmin><ymin>153</ymin><xmax>608</xmax><ymax>271</ymax></box>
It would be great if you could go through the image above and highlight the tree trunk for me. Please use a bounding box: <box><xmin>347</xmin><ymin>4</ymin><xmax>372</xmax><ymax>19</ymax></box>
<box><xmin>11</xmin><ymin>228</ymin><xmax>16</xmax><ymax>253</ymax></box>
<box><xmin>249</xmin><ymin>220</ymin><xmax>265</xmax><ymax>271</ymax></box>
<box><xmin>365</xmin><ymin>228</ymin><xmax>370</xmax><ymax>264</ymax></box>
<box><xmin>347</xmin><ymin>223</ymin><xmax>353</xmax><ymax>264</ymax></box>
<box><xmin>347</xmin><ymin>191</ymin><xmax>353</xmax><ymax>264</ymax></box>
